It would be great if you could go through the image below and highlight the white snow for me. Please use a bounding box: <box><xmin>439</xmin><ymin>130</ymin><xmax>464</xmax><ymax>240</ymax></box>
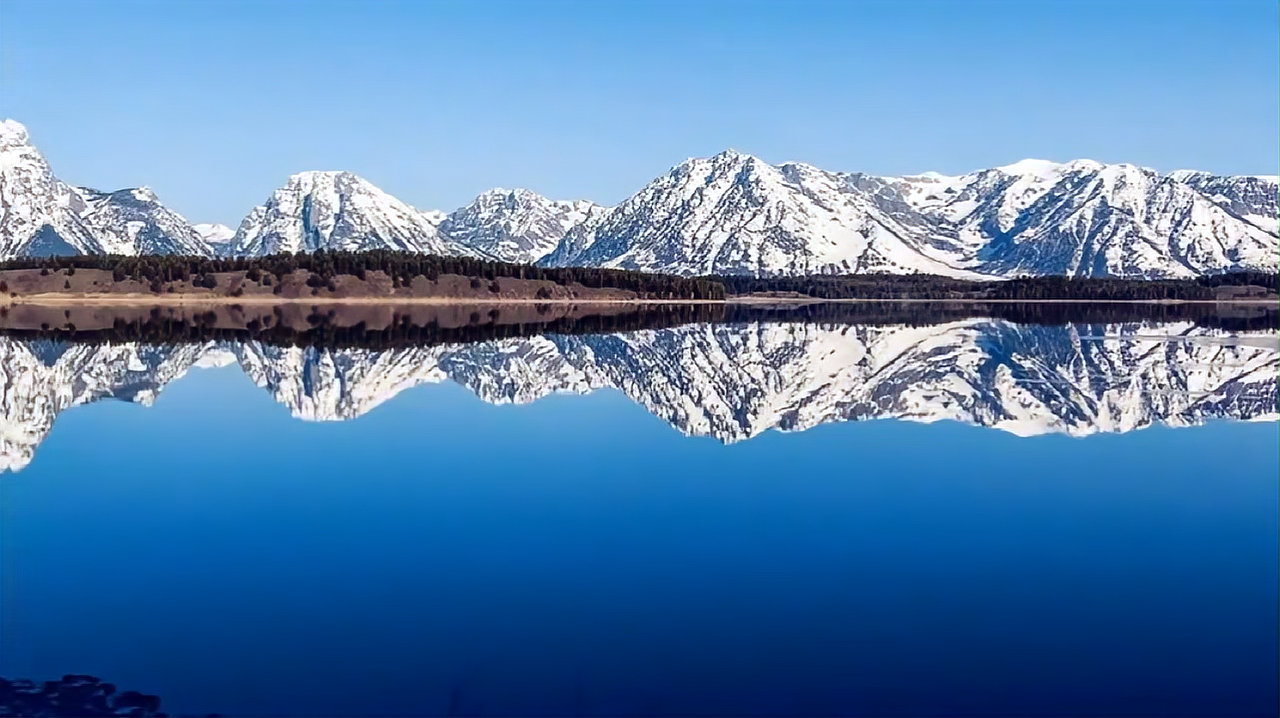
<box><xmin>435</xmin><ymin>188</ymin><xmax>607</xmax><ymax>264</ymax></box>
<box><xmin>229</xmin><ymin>171</ymin><xmax>480</xmax><ymax>257</ymax></box>
<box><xmin>996</xmin><ymin>158</ymin><xmax>1065</xmax><ymax>179</ymax></box>
<box><xmin>194</xmin><ymin>223</ymin><xmax>235</xmax><ymax>243</ymax></box>
<box><xmin>0</xmin><ymin>118</ymin><xmax>29</xmax><ymax>146</ymax></box>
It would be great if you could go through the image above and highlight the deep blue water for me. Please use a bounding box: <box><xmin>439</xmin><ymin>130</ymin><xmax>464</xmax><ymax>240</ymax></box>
<box><xmin>1</xmin><ymin>341</ymin><xmax>1278</xmax><ymax>717</ymax></box>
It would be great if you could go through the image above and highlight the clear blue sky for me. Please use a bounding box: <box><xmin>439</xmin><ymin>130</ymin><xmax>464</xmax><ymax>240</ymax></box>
<box><xmin>1</xmin><ymin>0</ymin><xmax>1276</xmax><ymax>225</ymax></box>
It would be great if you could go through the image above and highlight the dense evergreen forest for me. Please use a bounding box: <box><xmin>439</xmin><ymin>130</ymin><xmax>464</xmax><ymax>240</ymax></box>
<box><xmin>0</xmin><ymin>251</ymin><xmax>1275</xmax><ymax>301</ymax></box>
<box><xmin>710</xmin><ymin>270</ymin><xmax>1280</xmax><ymax>300</ymax></box>
<box><xmin>3</xmin><ymin>300</ymin><xmax>1272</xmax><ymax>349</ymax></box>
<box><xmin>0</xmin><ymin>250</ymin><xmax>726</xmax><ymax>300</ymax></box>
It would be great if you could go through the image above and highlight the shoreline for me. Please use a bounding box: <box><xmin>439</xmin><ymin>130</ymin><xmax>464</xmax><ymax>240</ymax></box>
<box><xmin>1</xmin><ymin>293</ymin><xmax>1277</xmax><ymax>307</ymax></box>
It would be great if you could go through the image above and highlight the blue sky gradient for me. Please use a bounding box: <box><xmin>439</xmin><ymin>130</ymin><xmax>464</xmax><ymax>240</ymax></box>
<box><xmin>1</xmin><ymin>0</ymin><xmax>1276</xmax><ymax>224</ymax></box>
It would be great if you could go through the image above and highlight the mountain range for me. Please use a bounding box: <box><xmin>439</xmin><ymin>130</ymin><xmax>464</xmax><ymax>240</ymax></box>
<box><xmin>2</xmin><ymin>118</ymin><xmax>1276</xmax><ymax>278</ymax></box>
<box><xmin>2</xmin><ymin>319</ymin><xmax>1275</xmax><ymax>471</ymax></box>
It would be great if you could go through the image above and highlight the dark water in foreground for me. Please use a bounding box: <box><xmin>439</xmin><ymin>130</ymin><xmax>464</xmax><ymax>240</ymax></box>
<box><xmin>1</xmin><ymin>304</ymin><xmax>1276</xmax><ymax>716</ymax></box>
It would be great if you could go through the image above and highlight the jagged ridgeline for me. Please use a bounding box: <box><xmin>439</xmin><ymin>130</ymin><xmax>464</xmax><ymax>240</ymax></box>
<box><xmin>5</xmin><ymin>117</ymin><xmax>1276</xmax><ymax>278</ymax></box>
<box><xmin>1</xmin><ymin>300</ymin><xmax>1273</xmax><ymax>350</ymax></box>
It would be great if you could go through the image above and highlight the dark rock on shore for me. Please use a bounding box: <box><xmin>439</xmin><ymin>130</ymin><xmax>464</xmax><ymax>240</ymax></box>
<box><xmin>0</xmin><ymin>675</ymin><xmax>181</xmax><ymax>717</ymax></box>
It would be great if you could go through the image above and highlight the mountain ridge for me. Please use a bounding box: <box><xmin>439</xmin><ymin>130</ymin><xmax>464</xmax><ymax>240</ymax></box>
<box><xmin>2</xmin><ymin>118</ymin><xmax>1275</xmax><ymax>279</ymax></box>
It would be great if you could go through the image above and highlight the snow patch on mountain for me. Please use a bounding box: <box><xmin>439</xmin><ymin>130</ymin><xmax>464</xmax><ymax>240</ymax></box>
<box><xmin>0</xmin><ymin>119</ymin><xmax>105</xmax><ymax>257</ymax></box>
<box><xmin>437</xmin><ymin>188</ymin><xmax>607</xmax><ymax>264</ymax></box>
<box><xmin>193</xmin><ymin>222</ymin><xmax>236</xmax><ymax>244</ymax></box>
<box><xmin>1</xmin><ymin>118</ymin><xmax>208</xmax><ymax>258</ymax></box>
<box><xmin>1167</xmin><ymin>170</ymin><xmax>1279</xmax><ymax>236</ymax></box>
<box><xmin>543</xmin><ymin>150</ymin><xmax>993</xmax><ymax>277</ymax></box>
<box><xmin>229</xmin><ymin>171</ymin><xmax>482</xmax><ymax>257</ymax></box>
<box><xmin>77</xmin><ymin>187</ymin><xmax>212</xmax><ymax>256</ymax></box>
<box><xmin>194</xmin><ymin>223</ymin><xmax>236</xmax><ymax>256</ymax></box>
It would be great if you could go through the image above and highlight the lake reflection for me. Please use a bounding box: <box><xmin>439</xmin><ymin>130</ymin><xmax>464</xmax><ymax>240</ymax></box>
<box><xmin>1</xmin><ymin>304</ymin><xmax>1277</xmax><ymax>716</ymax></box>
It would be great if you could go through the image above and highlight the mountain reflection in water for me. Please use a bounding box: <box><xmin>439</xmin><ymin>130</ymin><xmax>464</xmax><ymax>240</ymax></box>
<box><xmin>1</xmin><ymin>301</ymin><xmax>1274</xmax><ymax>472</ymax></box>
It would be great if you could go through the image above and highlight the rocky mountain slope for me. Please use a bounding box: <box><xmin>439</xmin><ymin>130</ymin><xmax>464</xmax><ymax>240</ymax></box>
<box><xmin>436</xmin><ymin>188</ymin><xmax>606</xmax><ymax>264</ymax></box>
<box><xmin>3</xmin><ymin>320</ymin><xmax>1275</xmax><ymax>471</ymax></box>
<box><xmin>542</xmin><ymin>152</ymin><xmax>1278</xmax><ymax>278</ymax></box>
<box><xmin>194</xmin><ymin>222</ymin><xmax>236</xmax><ymax>256</ymax></box>
<box><xmin>228</xmin><ymin>171</ymin><xmax>483</xmax><ymax>257</ymax></box>
<box><xmin>76</xmin><ymin>187</ymin><xmax>213</xmax><ymax>256</ymax></box>
<box><xmin>3</xmin><ymin>117</ymin><xmax>1275</xmax><ymax>278</ymax></box>
<box><xmin>1</xmin><ymin>119</ymin><xmax>105</xmax><ymax>258</ymax></box>
<box><xmin>0</xmin><ymin>120</ymin><xmax>209</xmax><ymax>257</ymax></box>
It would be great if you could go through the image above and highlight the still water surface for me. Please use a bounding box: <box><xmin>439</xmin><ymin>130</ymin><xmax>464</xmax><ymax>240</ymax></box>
<box><xmin>1</xmin><ymin>306</ymin><xmax>1277</xmax><ymax>716</ymax></box>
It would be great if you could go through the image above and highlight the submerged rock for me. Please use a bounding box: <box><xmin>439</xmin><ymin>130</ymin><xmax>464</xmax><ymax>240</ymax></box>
<box><xmin>0</xmin><ymin>675</ymin><xmax>168</xmax><ymax>717</ymax></box>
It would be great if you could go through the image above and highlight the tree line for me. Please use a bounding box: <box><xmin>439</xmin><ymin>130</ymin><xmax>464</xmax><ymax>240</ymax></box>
<box><xmin>2</xmin><ymin>250</ymin><xmax>1274</xmax><ymax>302</ymax></box>
<box><xmin>0</xmin><ymin>250</ymin><xmax>727</xmax><ymax>300</ymax></box>
<box><xmin>0</xmin><ymin>303</ymin><xmax>730</xmax><ymax>350</ymax></box>
<box><xmin>709</xmin><ymin>270</ymin><xmax>1280</xmax><ymax>300</ymax></box>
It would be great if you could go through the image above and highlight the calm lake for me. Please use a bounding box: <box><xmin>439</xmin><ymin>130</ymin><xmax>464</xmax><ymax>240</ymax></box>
<box><xmin>1</xmin><ymin>303</ymin><xmax>1277</xmax><ymax>716</ymax></box>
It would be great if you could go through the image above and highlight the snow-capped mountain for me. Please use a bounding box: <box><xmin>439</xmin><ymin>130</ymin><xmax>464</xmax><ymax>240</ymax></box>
<box><xmin>542</xmin><ymin>150</ymin><xmax>992</xmax><ymax>277</ymax></box>
<box><xmin>228</xmin><ymin>171</ymin><xmax>482</xmax><ymax>257</ymax></box>
<box><xmin>3</xmin><ymin>116</ymin><xmax>1276</xmax><ymax>276</ymax></box>
<box><xmin>1166</xmin><ymin>170</ymin><xmax>1279</xmax><ymax>236</ymax></box>
<box><xmin>0</xmin><ymin>119</ymin><xmax>207</xmax><ymax>257</ymax></box>
<box><xmin>77</xmin><ymin>187</ymin><xmax>212</xmax><ymax>256</ymax></box>
<box><xmin>883</xmin><ymin>159</ymin><xmax>1279</xmax><ymax>278</ymax></box>
<box><xmin>436</xmin><ymin>188</ymin><xmax>605</xmax><ymax>264</ymax></box>
<box><xmin>3</xmin><ymin>320</ymin><xmax>1275</xmax><ymax>471</ymax></box>
<box><xmin>1</xmin><ymin>119</ymin><xmax>106</xmax><ymax>257</ymax></box>
<box><xmin>194</xmin><ymin>223</ymin><xmax>236</xmax><ymax>257</ymax></box>
<box><xmin>542</xmin><ymin>152</ymin><xmax>1279</xmax><ymax>278</ymax></box>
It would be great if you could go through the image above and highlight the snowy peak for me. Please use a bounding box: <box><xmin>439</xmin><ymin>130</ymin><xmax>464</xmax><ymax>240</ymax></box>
<box><xmin>996</xmin><ymin>158</ymin><xmax>1063</xmax><ymax>176</ymax></box>
<box><xmin>76</xmin><ymin>186</ymin><xmax>211</xmax><ymax>256</ymax></box>
<box><xmin>437</xmin><ymin>187</ymin><xmax>606</xmax><ymax>264</ymax></box>
<box><xmin>0</xmin><ymin>119</ymin><xmax>32</xmax><ymax>147</ymax></box>
<box><xmin>230</xmin><ymin>171</ymin><xmax>479</xmax><ymax>257</ymax></box>
<box><xmin>678</xmin><ymin>149</ymin><xmax>771</xmax><ymax>183</ymax></box>
<box><xmin>194</xmin><ymin>223</ymin><xmax>236</xmax><ymax>257</ymax></box>
<box><xmin>194</xmin><ymin>223</ymin><xmax>234</xmax><ymax>240</ymax></box>
<box><xmin>542</xmin><ymin>149</ymin><xmax>994</xmax><ymax>277</ymax></box>
<box><xmin>542</xmin><ymin>150</ymin><xmax>1277</xmax><ymax>278</ymax></box>
<box><xmin>1</xmin><ymin>117</ymin><xmax>1276</xmax><ymax>275</ymax></box>
<box><xmin>0</xmin><ymin>119</ymin><xmax>105</xmax><ymax>258</ymax></box>
<box><xmin>1166</xmin><ymin>170</ymin><xmax>1279</xmax><ymax>236</ymax></box>
<box><xmin>993</xmin><ymin>158</ymin><xmax>1108</xmax><ymax>178</ymax></box>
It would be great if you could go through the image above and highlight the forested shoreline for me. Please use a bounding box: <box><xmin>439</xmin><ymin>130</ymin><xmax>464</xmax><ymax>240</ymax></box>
<box><xmin>0</xmin><ymin>251</ymin><xmax>726</xmax><ymax>300</ymax></box>
<box><xmin>0</xmin><ymin>251</ymin><xmax>1276</xmax><ymax>302</ymax></box>
<box><xmin>2</xmin><ymin>299</ymin><xmax>1273</xmax><ymax>349</ymax></box>
<box><xmin>711</xmin><ymin>271</ymin><xmax>1280</xmax><ymax>301</ymax></box>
